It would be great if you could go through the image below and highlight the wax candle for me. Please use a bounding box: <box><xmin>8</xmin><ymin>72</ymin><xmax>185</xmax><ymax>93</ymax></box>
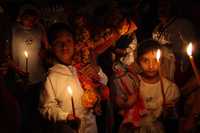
<box><xmin>24</xmin><ymin>51</ymin><xmax>28</xmax><ymax>73</ymax></box>
<box><xmin>156</xmin><ymin>49</ymin><xmax>166</xmax><ymax>107</ymax></box>
<box><xmin>187</xmin><ymin>42</ymin><xmax>200</xmax><ymax>85</ymax></box>
<box><xmin>67</xmin><ymin>86</ymin><xmax>76</xmax><ymax>116</ymax></box>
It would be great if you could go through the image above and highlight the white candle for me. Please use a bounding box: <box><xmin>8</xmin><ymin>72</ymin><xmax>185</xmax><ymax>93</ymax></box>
<box><xmin>156</xmin><ymin>49</ymin><xmax>161</xmax><ymax>62</ymax></box>
<box><xmin>186</xmin><ymin>42</ymin><xmax>200</xmax><ymax>85</ymax></box>
<box><xmin>156</xmin><ymin>49</ymin><xmax>166</xmax><ymax>107</ymax></box>
<box><xmin>24</xmin><ymin>51</ymin><xmax>28</xmax><ymax>73</ymax></box>
<box><xmin>67</xmin><ymin>86</ymin><xmax>76</xmax><ymax>116</ymax></box>
<box><xmin>156</xmin><ymin>49</ymin><xmax>162</xmax><ymax>77</ymax></box>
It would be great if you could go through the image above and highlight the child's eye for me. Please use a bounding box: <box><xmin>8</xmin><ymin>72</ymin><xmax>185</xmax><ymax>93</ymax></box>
<box><xmin>141</xmin><ymin>58</ymin><xmax>149</xmax><ymax>63</ymax></box>
<box><xmin>153</xmin><ymin>59</ymin><xmax>158</xmax><ymax>63</ymax></box>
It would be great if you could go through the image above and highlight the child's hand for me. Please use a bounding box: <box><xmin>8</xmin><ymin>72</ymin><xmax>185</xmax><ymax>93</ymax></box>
<box><xmin>7</xmin><ymin>59</ymin><xmax>29</xmax><ymax>77</ymax></box>
<box><xmin>66</xmin><ymin>114</ymin><xmax>81</xmax><ymax>130</ymax></box>
<box><xmin>94</xmin><ymin>104</ymin><xmax>102</xmax><ymax>116</ymax></box>
<box><xmin>67</xmin><ymin>114</ymin><xmax>77</xmax><ymax>121</ymax></box>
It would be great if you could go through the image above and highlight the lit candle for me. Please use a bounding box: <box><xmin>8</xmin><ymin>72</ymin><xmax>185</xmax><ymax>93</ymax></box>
<box><xmin>24</xmin><ymin>51</ymin><xmax>28</xmax><ymax>73</ymax></box>
<box><xmin>156</xmin><ymin>49</ymin><xmax>166</xmax><ymax>107</ymax></box>
<box><xmin>186</xmin><ymin>42</ymin><xmax>200</xmax><ymax>85</ymax></box>
<box><xmin>156</xmin><ymin>49</ymin><xmax>162</xmax><ymax>77</ymax></box>
<box><xmin>67</xmin><ymin>86</ymin><xmax>76</xmax><ymax>116</ymax></box>
<box><xmin>156</xmin><ymin>49</ymin><xmax>161</xmax><ymax>62</ymax></box>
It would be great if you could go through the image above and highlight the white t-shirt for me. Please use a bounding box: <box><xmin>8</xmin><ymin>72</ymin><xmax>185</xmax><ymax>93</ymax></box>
<box><xmin>12</xmin><ymin>23</ymin><xmax>46</xmax><ymax>84</ymax></box>
<box><xmin>139</xmin><ymin>76</ymin><xmax>180</xmax><ymax>119</ymax></box>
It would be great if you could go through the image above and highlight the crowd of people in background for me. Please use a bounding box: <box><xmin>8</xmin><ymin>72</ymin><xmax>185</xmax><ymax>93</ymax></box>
<box><xmin>0</xmin><ymin>0</ymin><xmax>200</xmax><ymax>133</ymax></box>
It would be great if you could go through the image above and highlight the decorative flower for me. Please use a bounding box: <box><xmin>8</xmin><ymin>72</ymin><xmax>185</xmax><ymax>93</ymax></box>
<box><xmin>74</xmin><ymin>63</ymin><xmax>109</xmax><ymax>109</ymax></box>
<box><xmin>81</xmin><ymin>90</ymin><xmax>99</xmax><ymax>108</ymax></box>
<box><xmin>74</xmin><ymin>63</ymin><xmax>99</xmax><ymax>108</ymax></box>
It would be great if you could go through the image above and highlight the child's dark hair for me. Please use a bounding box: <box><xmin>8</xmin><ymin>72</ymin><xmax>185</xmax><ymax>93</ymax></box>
<box><xmin>137</xmin><ymin>39</ymin><xmax>161</xmax><ymax>61</ymax></box>
<box><xmin>47</xmin><ymin>22</ymin><xmax>74</xmax><ymax>45</ymax></box>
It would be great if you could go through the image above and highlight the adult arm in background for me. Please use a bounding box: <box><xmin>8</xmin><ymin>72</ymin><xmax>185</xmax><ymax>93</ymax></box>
<box><xmin>94</xmin><ymin>31</ymin><xmax>121</xmax><ymax>55</ymax></box>
<box><xmin>181</xmin><ymin>76</ymin><xmax>200</xmax><ymax>97</ymax></box>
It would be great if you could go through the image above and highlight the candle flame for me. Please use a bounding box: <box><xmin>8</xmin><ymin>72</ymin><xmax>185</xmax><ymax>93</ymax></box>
<box><xmin>67</xmin><ymin>86</ymin><xmax>72</xmax><ymax>96</ymax></box>
<box><xmin>24</xmin><ymin>51</ymin><xmax>28</xmax><ymax>58</ymax></box>
<box><xmin>156</xmin><ymin>49</ymin><xmax>161</xmax><ymax>61</ymax></box>
<box><xmin>187</xmin><ymin>42</ymin><xmax>193</xmax><ymax>56</ymax></box>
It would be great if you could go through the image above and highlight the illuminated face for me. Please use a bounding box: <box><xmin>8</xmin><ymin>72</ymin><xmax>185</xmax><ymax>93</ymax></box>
<box><xmin>139</xmin><ymin>50</ymin><xmax>160</xmax><ymax>78</ymax></box>
<box><xmin>52</xmin><ymin>32</ymin><xmax>74</xmax><ymax>65</ymax></box>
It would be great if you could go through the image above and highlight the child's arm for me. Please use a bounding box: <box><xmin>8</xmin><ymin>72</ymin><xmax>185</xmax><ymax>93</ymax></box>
<box><xmin>39</xmin><ymin>77</ymin><xmax>68</xmax><ymax>122</ymax></box>
<box><xmin>165</xmin><ymin>81</ymin><xmax>180</xmax><ymax>108</ymax></box>
<box><xmin>112</xmin><ymin>79</ymin><xmax>137</xmax><ymax>109</ymax></box>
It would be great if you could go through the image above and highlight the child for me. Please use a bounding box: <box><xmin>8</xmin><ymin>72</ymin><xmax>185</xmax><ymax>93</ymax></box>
<box><xmin>11</xmin><ymin>7</ymin><xmax>48</xmax><ymax>84</ymax></box>
<box><xmin>9</xmin><ymin>7</ymin><xmax>48</xmax><ymax>132</ymax></box>
<box><xmin>113</xmin><ymin>39</ymin><xmax>180</xmax><ymax>133</ymax></box>
<box><xmin>135</xmin><ymin>39</ymin><xmax>180</xmax><ymax>132</ymax></box>
<box><xmin>39</xmin><ymin>23</ymin><xmax>107</xmax><ymax>133</ymax></box>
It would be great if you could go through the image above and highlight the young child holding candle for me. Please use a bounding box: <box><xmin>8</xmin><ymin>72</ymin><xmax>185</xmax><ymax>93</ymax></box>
<box><xmin>10</xmin><ymin>7</ymin><xmax>48</xmax><ymax>84</ymax></box>
<box><xmin>115</xmin><ymin>39</ymin><xmax>180</xmax><ymax>133</ymax></box>
<box><xmin>135</xmin><ymin>39</ymin><xmax>180</xmax><ymax>132</ymax></box>
<box><xmin>6</xmin><ymin>6</ymin><xmax>49</xmax><ymax>132</ymax></box>
<box><xmin>39</xmin><ymin>23</ymin><xmax>108</xmax><ymax>133</ymax></box>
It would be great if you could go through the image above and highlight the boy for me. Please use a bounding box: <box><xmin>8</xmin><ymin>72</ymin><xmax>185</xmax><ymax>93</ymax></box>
<box><xmin>39</xmin><ymin>23</ymin><xmax>107</xmax><ymax>133</ymax></box>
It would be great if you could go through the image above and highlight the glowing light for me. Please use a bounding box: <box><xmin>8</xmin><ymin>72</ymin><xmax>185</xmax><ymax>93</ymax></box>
<box><xmin>24</xmin><ymin>51</ymin><xmax>28</xmax><ymax>58</ymax></box>
<box><xmin>67</xmin><ymin>85</ymin><xmax>76</xmax><ymax>116</ymax></box>
<box><xmin>156</xmin><ymin>49</ymin><xmax>161</xmax><ymax>61</ymax></box>
<box><xmin>187</xmin><ymin>42</ymin><xmax>193</xmax><ymax>56</ymax></box>
<box><xmin>67</xmin><ymin>86</ymin><xmax>72</xmax><ymax>96</ymax></box>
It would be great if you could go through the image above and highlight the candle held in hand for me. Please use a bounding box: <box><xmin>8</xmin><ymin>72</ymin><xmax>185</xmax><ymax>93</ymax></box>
<box><xmin>186</xmin><ymin>42</ymin><xmax>200</xmax><ymax>85</ymax></box>
<box><xmin>156</xmin><ymin>49</ymin><xmax>166</xmax><ymax>107</ymax></box>
<box><xmin>156</xmin><ymin>49</ymin><xmax>162</xmax><ymax>77</ymax></box>
<box><xmin>156</xmin><ymin>49</ymin><xmax>161</xmax><ymax>62</ymax></box>
<box><xmin>24</xmin><ymin>51</ymin><xmax>28</xmax><ymax>73</ymax></box>
<box><xmin>67</xmin><ymin>86</ymin><xmax>76</xmax><ymax>116</ymax></box>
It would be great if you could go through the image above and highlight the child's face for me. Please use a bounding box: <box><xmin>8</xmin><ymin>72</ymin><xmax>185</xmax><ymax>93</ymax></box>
<box><xmin>52</xmin><ymin>32</ymin><xmax>74</xmax><ymax>65</ymax></box>
<box><xmin>139</xmin><ymin>50</ymin><xmax>159</xmax><ymax>78</ymax></box>
<box><xmin>21</xmin><ymin>15</ymin><xmax>38</xmax><ymax>28</ymax></box>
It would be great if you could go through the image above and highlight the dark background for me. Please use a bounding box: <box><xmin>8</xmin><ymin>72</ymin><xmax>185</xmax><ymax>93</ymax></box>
<box><xmin>1</xmin><ymin>0</ymin><xmax>200</xmax><ymax>43</ymax></box>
